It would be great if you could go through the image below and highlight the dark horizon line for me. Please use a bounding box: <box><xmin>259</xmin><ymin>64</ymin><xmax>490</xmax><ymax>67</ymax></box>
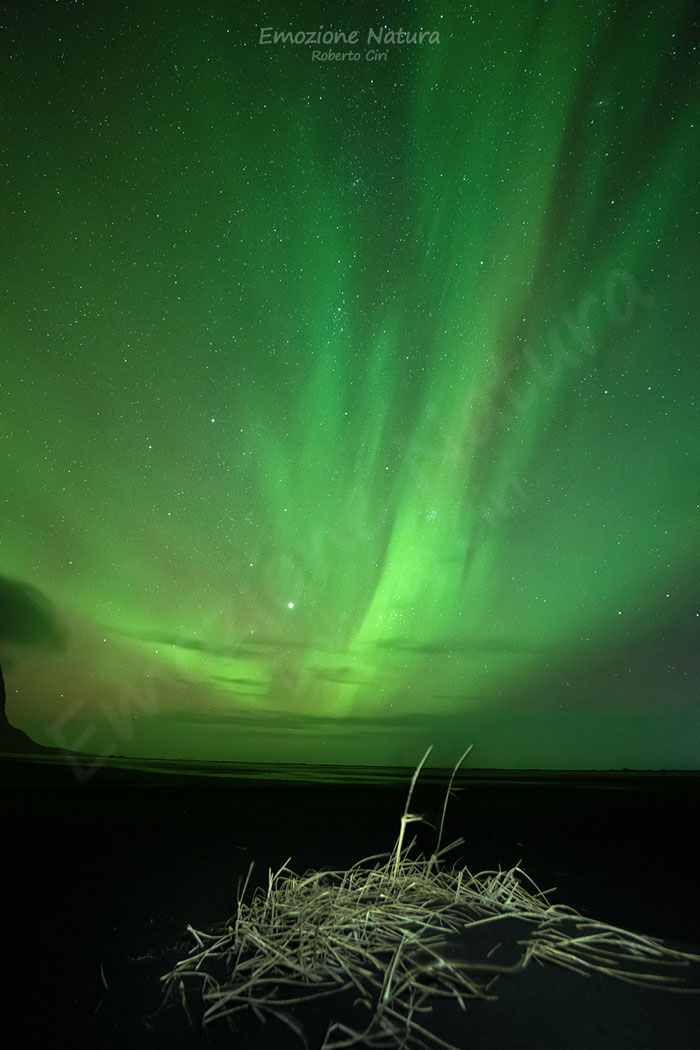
<box><xmin>1</xmin><ymin>750</ymin><xmax>698</xmax><ymax>781</ymax></box>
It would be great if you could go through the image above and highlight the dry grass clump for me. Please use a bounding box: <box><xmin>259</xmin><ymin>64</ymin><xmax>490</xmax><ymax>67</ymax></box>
<box><xmin>161</xmin><ymin>747</ymin><xmax>700</xmax><ymax>1049</ymax></box>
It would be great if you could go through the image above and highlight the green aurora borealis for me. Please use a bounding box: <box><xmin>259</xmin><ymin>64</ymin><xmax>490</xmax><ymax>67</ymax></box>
<box><xmin>1</xmin><ymin>0</ymin><xmax>698</xmax><ymax>769</ymax></box>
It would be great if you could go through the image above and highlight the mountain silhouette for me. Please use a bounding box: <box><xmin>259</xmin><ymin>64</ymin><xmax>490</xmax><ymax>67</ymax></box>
<box><xmin>0</xmin><ymin>575</ymin><xmax>66</xmax><ymax>754</ymax></box>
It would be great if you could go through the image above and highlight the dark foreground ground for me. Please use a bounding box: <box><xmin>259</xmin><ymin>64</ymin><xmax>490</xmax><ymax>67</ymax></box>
<box><xmin>2</xmin><ymin>758</ymin><xmax>699</xmax><ymax>1050</ymax></box>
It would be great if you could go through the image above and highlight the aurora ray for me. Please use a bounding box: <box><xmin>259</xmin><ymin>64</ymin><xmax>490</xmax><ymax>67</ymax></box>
<box><xmin>1</xmin><ymin>0</ymin><xmax>698</xmax><ymax>769</ymax></box>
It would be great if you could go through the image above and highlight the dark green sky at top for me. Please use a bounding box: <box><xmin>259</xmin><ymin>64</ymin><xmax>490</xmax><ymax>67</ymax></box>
<box><xmin>0</xmin><ymin>0</ymin><xmax>698</xmax><ymax>768</ymax></box>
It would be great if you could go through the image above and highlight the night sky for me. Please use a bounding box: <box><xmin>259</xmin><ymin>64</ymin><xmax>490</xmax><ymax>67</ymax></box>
<box><xmin>1</xmin><ymin>0</ymin><xmax>698</xmax><ymax>769</ymax></box>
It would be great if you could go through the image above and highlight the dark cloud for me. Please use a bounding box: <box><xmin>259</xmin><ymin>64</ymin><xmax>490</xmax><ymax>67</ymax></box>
<box><xmin>211</xmin><ymin>676</ymin><xmax>266</xmax><ymax>687</ymax></box>
<box><xmin>114</xmin><ymin>630</ymin><xmax>322</xmax><ymax>660</ymax></box>
<box><xmin>0</xmin><ymin>575</ymin><xmax>65</xmax><ymax>650</ymax></box>
<box><xmin>311</xmin><ymin>666</ymin><xmax>368</xmax><ymax>685</ymax></box>
<box><xmin>160</xmin><ymin>706</ymin><xmax>429</xmax><ymax>734</ymax></box>
<box><xmin>371</xmin><ymin>636</ymin><xmax>543</xmax><ymax>656</ymax></box>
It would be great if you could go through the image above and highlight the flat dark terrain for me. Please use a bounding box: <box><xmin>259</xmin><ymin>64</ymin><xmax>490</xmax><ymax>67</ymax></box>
<box><xmin>2</xmin><ymin>758</ymin><xmax>699</xmax><ymax>1049</ymax></box>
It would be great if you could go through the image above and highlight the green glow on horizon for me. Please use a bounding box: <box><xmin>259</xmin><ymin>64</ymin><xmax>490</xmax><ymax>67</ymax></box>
<box><xmin>1</xmin><ymin>0</ymin><xmax>698</xmax><ymax>768</ymax></box>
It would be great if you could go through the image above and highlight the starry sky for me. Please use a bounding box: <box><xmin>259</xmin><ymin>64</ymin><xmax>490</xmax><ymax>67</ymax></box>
<box><xmin>1</xmin><ymin>0</ymin><xmax>698</xmax><ymax>770</ymax></box>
